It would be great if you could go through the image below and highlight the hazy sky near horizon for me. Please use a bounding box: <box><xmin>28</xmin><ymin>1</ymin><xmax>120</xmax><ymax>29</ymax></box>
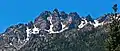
<box><xmin>0</xmin><ymin>0</ymin><xmax>120</xmax><ymax>33</ymax></box>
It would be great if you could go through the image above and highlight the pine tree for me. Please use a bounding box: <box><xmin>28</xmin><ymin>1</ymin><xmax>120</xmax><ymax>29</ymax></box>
<box><xmin>106</xmin><ymin>4</ymin><xmax>120</xmax><ymax>51</ymax></box>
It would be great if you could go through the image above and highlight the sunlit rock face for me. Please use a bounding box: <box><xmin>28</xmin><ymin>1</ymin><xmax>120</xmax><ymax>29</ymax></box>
<box><xmin>0</xmin><ymin>9</ymin><xmax>118</xmax><ymax>51</ymax></box>
<box><xmin>34</xmin><ymin>15</ymin><xmax>50</xmax><ymax>30</ymax></box>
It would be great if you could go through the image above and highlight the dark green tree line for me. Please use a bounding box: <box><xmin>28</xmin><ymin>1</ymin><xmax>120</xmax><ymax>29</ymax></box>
<box><xmin>106</xmin><ymin>4</ymin><xmax>120</xmax><ymax>51</ymax></box>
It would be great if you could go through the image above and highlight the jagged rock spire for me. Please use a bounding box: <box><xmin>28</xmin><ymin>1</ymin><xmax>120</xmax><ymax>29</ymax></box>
<box><xmin>86</xmin><ymin>14</ymin><xmax>94</xmax><ymax>23</ymax></box>
<box><xmin>27</xmin><ymin>21</ymin><xmax>34</xmax><ymax>29</ymax></box>
<box><xmin>60</xmin><ymin>11</ymin><xmax>68</xmax><ymax>19</ymax></box>
<box><xmin>53</xmin><ymin>8</ymin><xmax>60</xmax><ymax>17</ymax></box>
<box><xmin>53</xmin><ymin>8</ymin><xmax>59</xmax><ymax>13</ymax></box>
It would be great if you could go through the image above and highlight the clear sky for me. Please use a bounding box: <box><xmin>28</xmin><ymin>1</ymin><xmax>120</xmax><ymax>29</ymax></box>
<box><xmin>0</xmin><ymin>0</ymin><xmax>120</xmax><ymax>33</ymax></box>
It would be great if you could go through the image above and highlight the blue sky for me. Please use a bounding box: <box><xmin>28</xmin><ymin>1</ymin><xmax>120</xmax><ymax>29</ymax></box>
<box><xmin>0</xmin><ymin>0</ymin><xmax>120</xmax><ymax>33</ymax></box>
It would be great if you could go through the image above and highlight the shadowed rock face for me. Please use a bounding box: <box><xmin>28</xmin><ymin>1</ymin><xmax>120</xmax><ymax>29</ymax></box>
<box><xmin>0</xmin><ymin>9</ymin><xmax>114</xmax><ymax>51</ymax></box>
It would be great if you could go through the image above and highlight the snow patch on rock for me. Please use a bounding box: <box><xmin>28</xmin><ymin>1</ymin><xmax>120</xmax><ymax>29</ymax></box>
<box><xmin>93</xmin><ymin>20</ymin><xmax>103</xmax><ymax>28</ymax></box>
<box><xmin>78</xmin><ymin>19</ymin><xmax>104</xmax><ymax>29</ymax></box>
<box><xmin>26</xmin><ymin>26</ymin><xmax>40</xmax><ymax>41</ymax></box>
<box><xmin>78</xmin><ymin>19</ymin><xmax>88</xmax><ymax>28</ymax></box>
<box><xmin>32</xmin><ymin>25</ymin><xmax>39</xmax><ymax>34</ymax></box>
<box><xmin>9</xmin><ymin>43</ymin><xmax>13</xmax><ymax>45</ymax></box>
<box><xmin>45</xmin><ymin>16</ymin><xmax>68</xmax><ymax>34</ymax></box>
<box><xmin>26</xmin><ymin>27</ymin><xmax>31</xmax><ymax>41</ymax></box>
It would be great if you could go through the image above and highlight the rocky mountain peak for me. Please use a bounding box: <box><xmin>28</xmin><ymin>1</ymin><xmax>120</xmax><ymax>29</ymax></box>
<box><xmin>0</xmin><ymin>9</ymin><xmax>119</xmax><ymax>51</ymax></box>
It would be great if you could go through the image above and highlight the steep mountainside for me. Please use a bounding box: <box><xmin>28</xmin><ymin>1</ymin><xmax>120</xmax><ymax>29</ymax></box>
<box><xmin>0</xmin><ymin>9</ymin><xmax>120</xmax><ymax>51</ymax></box>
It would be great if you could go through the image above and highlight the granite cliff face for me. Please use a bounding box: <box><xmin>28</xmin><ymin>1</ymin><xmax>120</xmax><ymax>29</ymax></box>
<box><xmin>0</xmin><ymin>9</ymin><xmax>119</xmax><ymax>51</ymax></box>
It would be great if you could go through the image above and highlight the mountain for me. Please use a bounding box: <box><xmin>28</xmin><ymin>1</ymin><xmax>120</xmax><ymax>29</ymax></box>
<box><xmin>0</xmin><ymin>9</ymin><xmax>119</xmax><ymax>51</ymax></box>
